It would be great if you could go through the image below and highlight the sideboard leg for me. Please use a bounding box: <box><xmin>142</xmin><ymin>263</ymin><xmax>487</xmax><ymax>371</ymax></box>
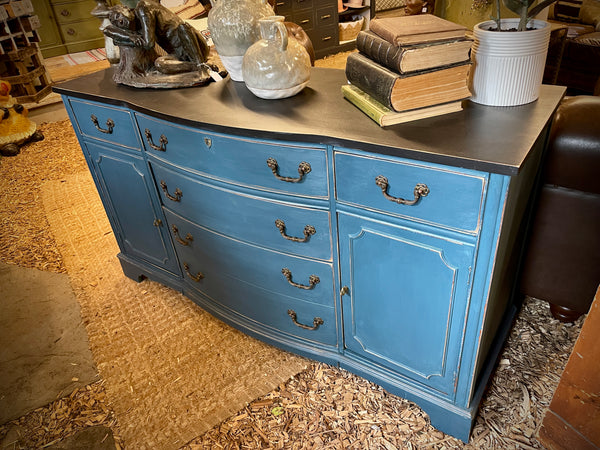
<box><xmin>118</xmin><ymin>256</ymin><xmax>147</xmax><ymax>283</ymax></box>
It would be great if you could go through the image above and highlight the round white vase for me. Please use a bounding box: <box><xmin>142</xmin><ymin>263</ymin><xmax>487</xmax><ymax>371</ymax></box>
<box><xmin>469</xmin><ymin>19</ymin><xmax>551</xmax><ymax>107</ymax></box>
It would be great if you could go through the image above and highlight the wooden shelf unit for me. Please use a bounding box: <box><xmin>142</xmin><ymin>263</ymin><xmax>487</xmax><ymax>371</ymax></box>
<box><xmin>0</xmin><ymin>0</ymin><xmax>52</xmax><ymax>103</ymax></box>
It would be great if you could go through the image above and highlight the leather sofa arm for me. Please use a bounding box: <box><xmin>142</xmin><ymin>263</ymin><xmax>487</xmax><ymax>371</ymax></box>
<box><xmin>543</xmin><ymin>96</ymin><xmax>600</xmax><ymax>194</ymax></box>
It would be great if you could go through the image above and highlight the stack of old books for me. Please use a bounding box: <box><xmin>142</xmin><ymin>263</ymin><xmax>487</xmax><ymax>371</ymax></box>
<box><xmin>343</xmin><ymin>14</ymin><xmax>473</xmax><ymax>126</ymax></box>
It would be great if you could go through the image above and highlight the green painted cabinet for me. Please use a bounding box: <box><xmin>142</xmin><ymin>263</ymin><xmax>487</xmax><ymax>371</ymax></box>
<box><xmin>35</xmin><ymin>0</ymin><xmax>105</xmax><ymax>57</ymax></box>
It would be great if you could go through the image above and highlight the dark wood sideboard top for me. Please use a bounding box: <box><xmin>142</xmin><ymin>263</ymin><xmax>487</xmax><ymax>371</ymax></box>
<box><xmin>54</xmin><ymin>67</ymin><xmax>566</xmax><ymax>176</ymax></box>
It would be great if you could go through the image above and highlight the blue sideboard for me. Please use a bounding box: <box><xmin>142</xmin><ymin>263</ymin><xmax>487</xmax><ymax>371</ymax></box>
<box><xmin>55</xmin><ymin>68</ymin><xmax>565</xmax><ymax>442</ymax></box>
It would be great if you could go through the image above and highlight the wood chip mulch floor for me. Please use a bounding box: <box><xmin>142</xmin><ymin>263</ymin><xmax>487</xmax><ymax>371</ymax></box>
<box><xmin>0</xmin><ymin>106</ymin><xmax>584</xmax><ymax>449</ymax></box>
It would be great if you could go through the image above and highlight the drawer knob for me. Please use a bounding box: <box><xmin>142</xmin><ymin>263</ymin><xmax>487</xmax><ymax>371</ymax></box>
<box><xmin>60</xmin><ymin>9</ymin><xmax>70</xmax><ymax>16</ymax></box>
<box><xmin>183</xmin><ymin>262</ymin><xmax>204</xmax><ymax>282</ymax></box>
<box><xmin>375</xmin><ymin>175</ymin><xmax>429</xmax><ymax>206</ymax></box>
<box><xmin>287</xmin><ymin>309</ymin><xmax>324</xmax><ymax>331</ymax></box>
<box><xmin>266</xmin><ymin>157</ymin><xmax>311</xmax><ymax>183</ymax></box>
<box><xmin>67</xmin><ymin>28</ymin><xmax>76</xmax><ymax>35</ymax></box>
<box><xmin>90</xmin><ymin>114</ymin><xmax>114</xmax><ymax>134</ymax></box>
<box><xmin>275</xmin><ymin>219</ymin><xmax>315</xmax><ymax>243</ymax></box>
<box><xmin>160</xmin><ymin>180</ymin><xmax>183</xmax><ymax>202</ymax></box>
<box><xmin>144</xmin><ymin>129</ymin><xmax>168</xmax><ymax>151</ymax></box>
<box><xmin>171</xmin><ymin>224</ymin><xmax>193</xmax><ymax>246</ymax></box>
<box><xmin>281</xmin><ymin>268</ymin><xmax>319</xmax><ymax>290</ymax></box>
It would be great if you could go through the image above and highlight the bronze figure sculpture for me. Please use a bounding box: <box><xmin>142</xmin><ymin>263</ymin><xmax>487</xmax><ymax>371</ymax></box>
<box><xmin>102</xmin><ymin>0</ymin><xmax>225</xmax><ymax>88</ymax></box>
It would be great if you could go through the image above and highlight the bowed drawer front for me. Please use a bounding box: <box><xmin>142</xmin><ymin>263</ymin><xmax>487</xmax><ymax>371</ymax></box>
<box><xmin>151</xmin><ymin>161</ymin><xmax>332</xmax><ymax>260</ymax></box>
<box><xmin>163</xmin><ymin>210</ymin><xmax>337</xmax><ymax>346</ymax></box>
<box><xmin>137</xmin><ymin>114</ymin><xmax>329</xmax><ymax>198</ymax></box>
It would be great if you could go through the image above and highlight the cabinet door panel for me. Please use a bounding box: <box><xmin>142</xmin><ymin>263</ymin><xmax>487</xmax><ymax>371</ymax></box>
<box><xmin>338</xmin><ymin>212</ymin><xmax>474</xmax><ymax>397</ymax></box>
<box><xmin>85</xmin><ymin>142</ymin><xmax>178</xmax><ymax>273</ymax></box>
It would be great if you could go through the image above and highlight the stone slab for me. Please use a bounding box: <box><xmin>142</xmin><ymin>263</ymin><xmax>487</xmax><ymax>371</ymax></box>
<box><xmin>0</xmin><ymin>262</ymin><xmax>98</xmax><ymax>424</ymax></box>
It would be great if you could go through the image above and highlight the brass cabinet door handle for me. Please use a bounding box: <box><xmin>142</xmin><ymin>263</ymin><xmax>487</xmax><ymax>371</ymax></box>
<box><xmin>287</xmin><ymin>309</ymin><xmax>323</xmax><ymax>330</ymax></box>
<box><xmin>183</xmin><ymin>262</ymin><xmax>204</xmax><ymax>282</ymax></box>
<box><xmin>90</xmin><ymin>114</ymin><xmax>114</xmax><ymax>134</ymax></box>
<box><xmin>160</xmin><ymin>180</ymin><xmax>182</xmax><ymax>202</ymax></box>
<box><xmin>267</xmin><ymin>157</ymin><xmax>311</xmax><ymax>183</ymax></box>
<box><xmin>275</xmin><ymin>219</ymin><xmax>315</xmax><ymax>243</ymax></box>
<box><xmin>375</xmin><ymin>175</ymin><xmax>429</xmax><ymax>206</ymax></box>
<box><xmin>144</xmin><ymin>129</ymin><xmax>168</xmax><ymax>151</ymax></box>
<box><xmin>281</xmin><ymin>268</ymin><xmax>319</xmax><ymax>290</ymax></box>
<box><xmin>171</xmin><ymin>224</ymin><xmax>193</xmax><ymax>246</ymax></box>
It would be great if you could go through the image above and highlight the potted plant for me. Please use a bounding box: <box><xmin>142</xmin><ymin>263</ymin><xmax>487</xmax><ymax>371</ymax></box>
<box><xmin>469</xmin><ymin>0</ymin><xmax>558</xmax><ymax>106</ymax></box>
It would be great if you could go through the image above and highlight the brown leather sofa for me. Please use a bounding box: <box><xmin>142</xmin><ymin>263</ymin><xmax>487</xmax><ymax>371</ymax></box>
<box><xmin>520</xmin><ymin>96</ymin><xmax>600</xmax><ymax>322</ymax></box>
<box><xmin>544</xmin><ymin>0</ymin><xmax>600</xmax><ymax>95</ymax></box>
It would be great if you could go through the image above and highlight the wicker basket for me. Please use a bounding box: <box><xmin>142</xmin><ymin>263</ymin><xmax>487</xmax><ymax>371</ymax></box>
<box><xmin>339</xmin><ymin>16</ymin><xmax>364</xmax><ymax>41</ymax></box>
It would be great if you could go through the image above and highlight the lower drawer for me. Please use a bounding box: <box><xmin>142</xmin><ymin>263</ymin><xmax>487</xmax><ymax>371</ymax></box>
<box><xmin>197</xmin><ymin>270</ymin><xmax>337</xmax><ymax>346</ymax></box>
<box><xmin>164</xmin><ymin>209</ymin><xmax>335</xmax><ymax>307</ymax></box>
<box><xmin>164</xmin><ymin>210</ymin><xmax>336</xmax><ymax>345</ymax></box>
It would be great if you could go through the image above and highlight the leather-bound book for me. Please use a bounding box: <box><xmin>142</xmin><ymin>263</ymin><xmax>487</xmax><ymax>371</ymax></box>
<box><xmin>356</xmin><ymin>30</ymin><xmax>473</xmax><ymax>74</ymax></box>
<box><xmin>345</xmin><ymin>52</ymin><xmax>471</xmax><ymax>112</ymax></box>
<box><xmin>369</xmin><ymin>14</ymin><xmax>467</xmax><ymax>46</ymax></box>
<box><xmin>342</xmin><ymin>84</ymin><xmax>464</xmax><ymax>127</ymax></box>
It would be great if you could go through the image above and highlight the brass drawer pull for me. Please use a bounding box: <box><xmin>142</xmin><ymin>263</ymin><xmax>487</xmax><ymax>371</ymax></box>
<box><xmin>281</xmin><ymin>268</ymin><xmax>319</xmax><ymax>290</ymax></box>
<box><xmin>160</xmin><ymin>180</ymin><xmax>182</xmax><ymax>202</ymax></box>
<box><xmin>144</xmin><ymin>129</ymin><xmax>168</xmax><ymax>151</ymax></box>
<box><xmin>322</xmin><ymin>36</ymin><xmax>332</xmax><ymax>41</ymax></box>
<box><xmin>287</xmin><ymin>309</ymin><xmax>323</xmax><ymax>330</ymax></box>
<box><xmin>275</xmin><ymin>219</ymin><xmax>315</xmax><ymax>243</ymax></box>
<box><xmin>183</xmin><ymin>262</ymin><xmax>204</xmax><ymax>282</ymax></box>
<box><xmin>375</xmin><ymin>175</ymin><xmax>429</xmax><ymax>206</ymax></box>
<box><xmin>90</xmin><ymin>114</ymin><xmax>114</xmax><ymax>134</ymax></box>
<box><xmin>320</xmin><ymin>14</ymin><xmax>331</xmax><ymax>19</ymax></box>
<box><xmin>171</xmin><ymin>224</ymin><xmax>193</xmax><ymax>246</ymax></box>
<box><xmin>301</xmin><ymin>19</ymin><xmax>310</xmax><ymax>24</ymax></box>
<box><xmin>267</xmin><ymin>157</ymin><xmax>311</xmax><ymax>183</ymax></box>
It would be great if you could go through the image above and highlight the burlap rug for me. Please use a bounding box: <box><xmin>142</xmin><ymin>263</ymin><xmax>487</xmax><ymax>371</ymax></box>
<box><xmin>40</xmin><ymin>171</ymin><xmax>308</xmax><ymax>449</ymax></box>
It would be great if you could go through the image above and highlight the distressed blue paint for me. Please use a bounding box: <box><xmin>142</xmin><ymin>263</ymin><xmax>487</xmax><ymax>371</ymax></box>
<box><xmin>338</xmin><ymin>212</ymin><xmax>475</xmax><ymax>398</ymax></box>
<box><xmin>152</xmin><ymin>162</ymin><xmax>333</xmax><ymax>261</ymax></box>
<box><xmin>84</xmin><ymin>141</ymin><xmax>179</xmax><ymax>274</ymax></box>
<box><xmin>61</xmin><ymin>94</ymin><xmax>550</xmax><ymax>443</ymax></box>
<box><xmin>335</xmin><ymin>150</ymin><xmax>489</xmax><ymax>234</ymax></box>
<box><xmin>137</xmin><ymin>113</ymin><xmax>329</xmax><ymax>198</ymax></box>
<box><xmin>69</xmin><ymin>99</ymin><xmax>141</xmax><ymax>149</ymax></box>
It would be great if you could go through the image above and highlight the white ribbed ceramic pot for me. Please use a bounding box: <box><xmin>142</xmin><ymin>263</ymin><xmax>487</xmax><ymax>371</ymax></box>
<box><xmin>469</xmin><ymin>19</ymin><xmax>551</xmax><ymax>107</ymax></box>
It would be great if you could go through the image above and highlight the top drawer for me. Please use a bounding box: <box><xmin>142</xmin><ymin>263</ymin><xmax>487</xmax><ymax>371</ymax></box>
<box><xmin>334</xmin><ymin>151</ymin><xmax>488</xmax><ymax>233</ymax></box>
<box><xmin>136</xmin><ymin>114</ymin><xmax>329</xmax><ymax>198</ymax></box>
<box><xmin>68</xmin><ymin>99</ymin><xmax>141</xmax><ymax>150</ymax></box>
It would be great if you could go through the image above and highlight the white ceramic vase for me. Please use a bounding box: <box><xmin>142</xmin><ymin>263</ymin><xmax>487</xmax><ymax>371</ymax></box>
<box><xmin>207</xmin><ymin>0</ymin><xmax>274</xmax><ymax>81</ymax></box>
<box><xmin>242</xmin><ymin>16</ymin><xmax>311</xmax><ymax>99</ymax></box>
<box><xmin>469</xmin><ymin>19</ymin><xmax>551</xmax><ymax>107</ymax></box>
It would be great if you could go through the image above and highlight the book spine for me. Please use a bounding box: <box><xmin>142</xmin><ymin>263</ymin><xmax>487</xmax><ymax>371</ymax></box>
<box><xmin>356</xmin><ymin>31</ymin><xmax>404</xmax><ymax>73</ymax></box>
<box><xmin>345</xmin><ymin>53</ymin><xmax>397</xmax><ymax>110</ymax></box>
<box><xmin>341</xmin><ymin>84</ymin><xmax>385</xmax><ymax>126</ymax></box>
